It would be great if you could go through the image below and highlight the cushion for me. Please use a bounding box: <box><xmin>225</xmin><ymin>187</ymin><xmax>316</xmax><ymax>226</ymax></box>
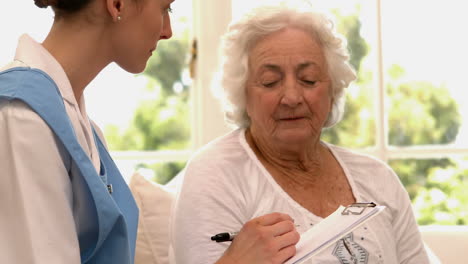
<box><xmin>129</xmin><ymin>172</ymin><xmax>175</xmax><ymax>264</ymax></box>
<box><xmin>420</xmin><ymin>225</ymin><xmax>468</xmax><ymax>264</ymax></box>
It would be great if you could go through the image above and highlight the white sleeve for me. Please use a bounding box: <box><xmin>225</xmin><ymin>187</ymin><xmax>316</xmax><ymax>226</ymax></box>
<box><xmin>0</xmin><ymin>101</ymin><xmax>80</xmax><ymax>264</ymax></box>
<box><xmin>171</xmin><ymin>157</ymin><xmax>248</xmax><ymax>264</ymax></box>
<box><xmin>389</xmin><ymin>170</ymin><xmax>430</xmax><ymax>263</ymax></box>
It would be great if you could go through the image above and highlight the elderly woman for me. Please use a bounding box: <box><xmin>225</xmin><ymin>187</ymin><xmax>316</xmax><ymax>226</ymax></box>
<box><xmin>171</xmin><ymin>4</ymin><xmax>430</xmax><ymax>264</ymax></box>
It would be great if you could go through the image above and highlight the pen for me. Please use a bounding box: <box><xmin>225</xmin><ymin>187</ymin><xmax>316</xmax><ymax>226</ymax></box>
<box><xmin>211</xmin><ymin>225</ymin><xmax>300</xmax><ymax>243</ymax></box>
<box><xmin>211</xmin><ymin>232</ymin><xmax>239</xmax><ymax>242</ymax></box>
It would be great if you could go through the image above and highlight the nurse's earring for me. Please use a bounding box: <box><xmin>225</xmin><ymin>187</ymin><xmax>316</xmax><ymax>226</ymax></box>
<box><xmin>108</xmin><ymin>0</ymin><xmax>123</xmax><ymax>23</ymax></box>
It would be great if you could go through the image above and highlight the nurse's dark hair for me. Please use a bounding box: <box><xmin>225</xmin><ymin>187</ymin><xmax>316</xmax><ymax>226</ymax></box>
<box><xmin>34</xmin><ymin>0</ymin><xmax>92</xmax><ymax>15</ymax></box>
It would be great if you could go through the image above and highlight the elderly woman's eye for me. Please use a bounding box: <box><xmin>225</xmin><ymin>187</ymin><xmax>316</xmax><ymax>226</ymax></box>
<box><xmin>263</xmin><ymin>81</ymin><xmax>278</xmax><ymax>88</ymax></box>
<box><xmin>303</xmin><ymin>80</ymin><xmax>316</xmax><ymax>86</ymax></box>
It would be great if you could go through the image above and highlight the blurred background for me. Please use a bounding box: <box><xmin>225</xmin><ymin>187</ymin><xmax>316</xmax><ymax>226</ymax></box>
<box><xmin>1</xmin><ymin>0</ymin><xmax>467</xmax><ymax>226</ymax></box>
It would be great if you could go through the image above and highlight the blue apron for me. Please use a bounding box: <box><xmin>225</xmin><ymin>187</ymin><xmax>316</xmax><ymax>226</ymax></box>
<box><xmin>0</xmin><ymin>67</ymin><xmax>139</xmax><ymax>264</ymax></box>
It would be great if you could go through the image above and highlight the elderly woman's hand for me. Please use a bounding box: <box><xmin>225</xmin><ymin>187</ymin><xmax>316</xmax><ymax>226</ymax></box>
<box><xmin>216</xmin><ymin>212</ymin><xmax>300</xmax><ymax>264</ymax></box>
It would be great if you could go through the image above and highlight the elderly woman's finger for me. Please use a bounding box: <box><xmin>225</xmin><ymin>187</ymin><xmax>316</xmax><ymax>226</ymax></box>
<box><xmin>269</xmin><ymin>218</ymin><xmax>297</xmax><ymax>237</ymax></box>
<box><xmin>276</xmin><ymin>244</ymin><xmax>298</xmax><ymax>264</ymax></box>
<box><xmin>275</xmin><ymin>228</ymin><xmax>301</xmax><ymax>250</ymax></box>
<box><xmin>254</xmin><ymin>212</ymin><xmax>294</xmax><ymax>226</ymax></box>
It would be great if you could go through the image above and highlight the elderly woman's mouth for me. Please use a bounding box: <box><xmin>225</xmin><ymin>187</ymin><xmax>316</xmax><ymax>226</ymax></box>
<box><xmin>279</xmin><ymin>117</ymin><xmax>305</xmax><ymax>121</ymax></box>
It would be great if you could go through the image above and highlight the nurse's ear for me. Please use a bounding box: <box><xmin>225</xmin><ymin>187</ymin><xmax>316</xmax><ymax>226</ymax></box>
<box><xmin>106</xmin><ymin>0</ymin><xmax>125</xmax><ymax>22</ymax></box>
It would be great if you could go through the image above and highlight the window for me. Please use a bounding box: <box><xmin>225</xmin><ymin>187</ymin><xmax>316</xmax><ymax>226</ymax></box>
<box><xmin>379</xmin><ymin>0</ymin><xmax>468</xmax><ymax>225</ymax></box>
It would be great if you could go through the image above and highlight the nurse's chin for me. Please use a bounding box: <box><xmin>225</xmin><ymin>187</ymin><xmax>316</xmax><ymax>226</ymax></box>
<box><xmin>119</xmin><ymin>61</ymin><xmax>149</xmax><ymax>74</ymax></box>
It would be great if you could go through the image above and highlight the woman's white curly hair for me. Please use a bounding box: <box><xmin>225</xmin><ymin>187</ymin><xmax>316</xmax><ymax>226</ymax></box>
<box><xmin>212</xmin><ymin>2</ymin><xmax>356</xmax><ymax>129</ymax></box>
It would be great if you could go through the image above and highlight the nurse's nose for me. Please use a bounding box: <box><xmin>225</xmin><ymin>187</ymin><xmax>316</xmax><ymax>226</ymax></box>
<box><xmin>160</xmin><ymin>13</ymin><xmax>173</xmax><ymax>40</ymax></box>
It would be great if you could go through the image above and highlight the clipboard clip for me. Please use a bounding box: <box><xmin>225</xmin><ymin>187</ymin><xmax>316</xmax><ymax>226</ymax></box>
<box><xmin>342</xmin><ymin>202</ymin><xmax>376</xmax><ymax>215</ymax></box>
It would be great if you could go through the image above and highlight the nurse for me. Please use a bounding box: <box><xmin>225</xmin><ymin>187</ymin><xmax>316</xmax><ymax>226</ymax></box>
<box><xmin>0</xmin><ymin>0</ymin><xmax>173</xmax><ymax>263</ymax></box>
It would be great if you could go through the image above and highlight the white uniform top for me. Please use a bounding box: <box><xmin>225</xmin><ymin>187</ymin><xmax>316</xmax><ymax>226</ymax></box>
<box><xmin>0</xmin><ymin>34</ymin><xmax>104</xmax><ymax>263</ymax></box>
<box><xmin>171</xmin><ymin>129</ymin><xmax>430</xmax><ymax>264</ymax></box>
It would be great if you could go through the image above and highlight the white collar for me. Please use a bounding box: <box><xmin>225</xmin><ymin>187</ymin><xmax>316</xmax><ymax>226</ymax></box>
<box><xmin>14</xmin><ymin>34</ymin><xmax>80</xmax><ymax>108</ymax></box>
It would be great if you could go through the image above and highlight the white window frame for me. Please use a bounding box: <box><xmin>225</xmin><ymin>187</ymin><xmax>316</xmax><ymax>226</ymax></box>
<box><xmin>368</xmin><ymin>0</ymin><xmax>468</xmax><ymax>161</ymax></box>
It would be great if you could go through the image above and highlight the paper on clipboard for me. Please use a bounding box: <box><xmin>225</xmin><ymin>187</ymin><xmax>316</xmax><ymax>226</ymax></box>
<box><xmin>285</xmin><ymin>203</ymin><xmax>386</xmax><ymax>264</ymax></box>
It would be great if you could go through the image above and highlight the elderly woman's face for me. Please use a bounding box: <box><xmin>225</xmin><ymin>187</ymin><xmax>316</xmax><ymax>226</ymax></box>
<box><xmin>245</xmin><ymin>27</ymin><xmax>332</xmax><ymax>145</ymax></box>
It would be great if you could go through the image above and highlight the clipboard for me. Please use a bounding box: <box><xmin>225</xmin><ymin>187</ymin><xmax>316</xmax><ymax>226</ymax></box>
<box><xmin>285</xmin><ymin>202</ymin><xmax>386</xmax><ymax>264</ymax></box>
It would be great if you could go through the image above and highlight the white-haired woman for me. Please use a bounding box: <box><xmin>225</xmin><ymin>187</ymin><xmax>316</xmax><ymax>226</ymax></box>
<box><xmin>172</xmin><ymin>3</ymin><xmax>430</xmax><ymax>264</ymax></box>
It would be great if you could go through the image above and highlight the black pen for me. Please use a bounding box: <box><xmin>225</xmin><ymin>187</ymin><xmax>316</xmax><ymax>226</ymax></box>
<box><xmin>211</xmin><ymin>231</ymin><xmax>239</xmax><ymax>242</ymax></box>
<box><xmin>211</xmin><ymin>224</ymin><xmax>300</xmax><ymax>243</ymax></box>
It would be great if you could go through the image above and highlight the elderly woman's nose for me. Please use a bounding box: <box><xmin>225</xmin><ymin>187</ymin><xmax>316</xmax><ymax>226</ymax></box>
<box><xmin>280</xmin><ymin>82</ymin><xmax>303</xmax><ymax>106</ymax></box>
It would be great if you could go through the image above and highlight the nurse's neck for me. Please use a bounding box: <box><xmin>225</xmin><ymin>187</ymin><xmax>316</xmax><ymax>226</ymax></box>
<box><xmin>42</xmin><ymin>18</ymin><xmax>113</xmax><ymax>105</ymax></box>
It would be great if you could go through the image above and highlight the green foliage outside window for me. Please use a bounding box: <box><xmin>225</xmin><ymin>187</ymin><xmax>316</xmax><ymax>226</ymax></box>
<box><xmin>414</xmin><ymin>160</ymin><xmax>468</xmax><ymax>225</ymax></box>
<box><xmin>321</xmin><ymin>8</ymin><xmax>465</xmax><ymax>225</ymax></box>
<box><xmin>321</xmin><ymin>7</ymin><xmax>374</xmax><ymax>148</ymax></box>
<box><xmin>390</xmin><ymin>158</ymin><xmax>468</xmax><ymax>225</ymax></box>
<box><xmin>106</xmin><ymin>28</ymin><xmax>191</xmax><ymax>151</ymax></box>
